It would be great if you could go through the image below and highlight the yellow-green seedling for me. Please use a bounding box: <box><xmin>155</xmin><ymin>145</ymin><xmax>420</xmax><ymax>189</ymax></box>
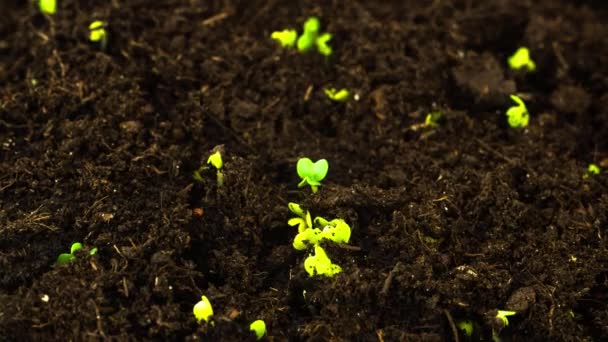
<box><xmin>297</xmin><ymin>17</ymin><xmax>321</xmax><ymax>52</ymax></box>
<box><xmin>324</xmin><ymin>88</ymin><xmax>350</xmax><ymax>102</ymax></box>
<box><xmin>39</xmin><ymin>0</ymin><xmax>56</xmax><ymax>14</ymax></box>
<box><xmin>304</xmin><ymin>245</ymin><xmax>342</xmax><ymax>277</ymax></box>
<box><xmin>315</xmin><ymin>217</ymin><xmax>351</xmax><ymax>244</ymax></box>
<box><xmin>584</xmin><ymin>163</ymin><xmax>601</xmax><ymax>179</ymax></box>
<box><xmin>508</xmin><ymin>47</ymin><xmax>536</xmax><ymax>72</ymax></box>
<box><xmin>424</xmin><ymin>111</ymin><xmax>442</xmax><ymax>128</ymax></box>
<box><xmin>293</xmin><ymin>228</ymin><xmax>323</xmax><ymax>250</ymax></box>
<box><xmin>495</xmin><ymin>310</ymin><xmax>516</xmax><ymax>327</ymax></box>
<box><xmin>288</xmin><ymin>202</ymin><xmax>312</xmax><ymax>233</ymax></box>
<box><xmin>316</xmin><ymin>32</ymin><xmax>333</xmax><ymax>57</ymax></box>
<box><xmin>250</xmin><ymin>320</ymin><xmax>266</xmax><ymax>340</ymax></box>
<box><xmin>56</xmin><ymin>242</ymin><xmax>97</xmax><ymax>265</ymax></box>
<box><xmin>207</xmin><ymin>151</ymin><xmax>224</xmax><ymax>186</ymax></box>
<box><xmin>506</xmin><ymin>95</ymin><xmax>529</xmax><ymax>128</ymax></box>
<box><xmin>297</xmin><ymin>157</ymin><xmax>328</xmax><ymax>193</ymax></box>
<box><xmin>457</xmin><ymin>320</ymin><xmax>474</xmax><ymax>337</ymax></box>
<box><xmin>193</xmin><ymin>295</ymin><xmax>214</xmax><ymax>323</ymax></box>
<box><xmin>89</xmin><ymin>21</ymin><xmax>108</xmax><ymax>50</ymax></box>
<box><xmin>271</xmin><ymin>29</ymin><xmax>297</xmax><ymax>48</ymax></box>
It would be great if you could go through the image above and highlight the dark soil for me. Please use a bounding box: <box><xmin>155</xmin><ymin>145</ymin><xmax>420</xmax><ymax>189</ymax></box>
<box><xmin>1</xmin><ymin>1</ymin><xmax>608</xmax><ymax>340</ymax></box>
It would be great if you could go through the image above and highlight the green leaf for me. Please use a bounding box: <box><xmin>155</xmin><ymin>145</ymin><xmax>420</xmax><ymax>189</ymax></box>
<box><xmin>297</xmin><ymin>158</ymin><xmax>314</xmax><ymax>179</ymax></box>
<box><xmin>311</xmin><ymin>159</ymin><xmax>328</xmax><ymax>182</ymax></box>
<box><xmin>56</xmin><ymin>253</ymin><xmax>75</xmax><ymax>265</ymax></box>
<box><xmin>70</xmin><ymin>242</ymin><xmax>83</xmax><ymax>254</ymax></box>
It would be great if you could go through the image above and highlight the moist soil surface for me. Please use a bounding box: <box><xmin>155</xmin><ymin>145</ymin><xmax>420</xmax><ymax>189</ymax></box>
<box><xmin>1</xmin><ymin>1</ymin><xmax>608</xmax><ymax>341</ymax></box>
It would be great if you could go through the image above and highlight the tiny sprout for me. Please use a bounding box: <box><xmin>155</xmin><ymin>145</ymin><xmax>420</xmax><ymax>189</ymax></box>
<box><xmin>457</xmin><ymin>320</ymin><xmax>473</xmax><ymax>337</ymax></box>
<box><xmin>193</xmin><ymin>295</ymin><xmax>214</xmax><ymax>323</ymax></box>
<box><xmin>271</xmin><ymin>29</ymin><xmax>297</xmax><ymax>48</ymax></box>
<box><xmin>588</xmin><ymin>163</ymin><xmax>600</xmax><ymax>175</ymax></box>
<box><xmin>288</xmin><ymin>202</ymin><xmax>312</xmax><ymax>233</ymax></box>
<box><xmin>495</xmin><ymin>310</ymin><xmax>516</xmax><ymax>327</ymax></box>
<box><xmin>324</xmin><ymin>88</ymin><xmax>350</xmax><ymax>102</ymax></box>
<box><xmin>207</xmin><ymin>151</ymin><xmax>224</xmax><ymax>186</ymax></box>
<box><xmin>250</xmin><ymin>320</ymin><xmax>266</xmax><ymax>340</ymax></box>
<box><xmin>56</xmin><ymin>242</ymin><xmax>96</xmax><ymax>265</ymax></box>
<box><xmin>508</xmin><ymin>47</ymin><xmax>536</xmax><ymax>72</ymax></box>
<box><xmin>424</xmin><ymin>111</ymin><xmax>442</xmax><ymax>128</ymax></box>
<box><xmin>316</xmin><ymin>33</ymin><xmax>333</xmax><ymax>57</ymax></box>
<box><xmin>297</xmin><ymin>17</ymin><xmax>321</xmax><ymax>52</ymax></box>
<box><xmin>89</xmin><ymin>21</ymin><xmax>108</xmax><ymax>50</ymax></box>
<box><xmin>304</xmin><ymin>245</ymin><xmax>342</xmax><ymax>277</ymax></box>
<box><xmin>506</xmin><ymin>95</ymin><xmax>529</xmax><ymax>128</ymax></box>
<box><xmin>293</xmin><ymin>228</ymin><xmax>323</xmax><ymax>250</ymax></box>
<box><xmin>297</xmin><ymin>158</ymin><xmax>328</xmax><ymax>193</ymax></box>
<box><xmin>39</xmin><ymin>0</ymin><xmax>56</xmax><ymax>14</ymax></box>
<box><xmin>315</xmin><ymin>217</ymin><xmax>351</xmax><ymax>244</ymax></box>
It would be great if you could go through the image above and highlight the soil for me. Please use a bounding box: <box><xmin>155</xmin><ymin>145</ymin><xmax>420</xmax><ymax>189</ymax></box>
<box><xmin>1</xmin><ymin>0</ymin><xmax>607</xmax><ymax>341</ymax></box>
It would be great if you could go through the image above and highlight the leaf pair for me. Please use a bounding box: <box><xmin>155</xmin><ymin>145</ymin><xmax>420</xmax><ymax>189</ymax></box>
<box><xmin>297</xmin><ymin>158</ymin><xmax>328</xmax><ymax>193</ymax></box>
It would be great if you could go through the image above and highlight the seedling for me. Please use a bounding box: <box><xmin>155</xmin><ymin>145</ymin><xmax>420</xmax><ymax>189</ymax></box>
<box><xmin>508</xmin><ymin>47</ymin><xmax>536</xmax><ymax>72</ymax></box>
<box><xmin>304</xmin><ymin>245</ymin><xmax>342</xmax><ymax>277</ymax></box>
<box><xmin>506</xmin><ymin>95</ymin><xmax>529</xmax><ymax>128</ymax></box>
<box><xmin>250</xmin><ymin>320</ymin><xmax>266</xmax><ymax>340</ymax></box>
<box><xmin>297</xmin><ymin>157</ymin><xmax>328</xmax><ymax>193</ymax></box>
<box><xmin>39</xmin><ymin>0</ymin><xmax>56</xmax><ymax>14</ymax></box>
<box><xmin>424</xmin><ymin>111</ymin><xmax>442</xmax><ymax>128</ymax></box>
<box><xmin>495</xmin><ymin>310</ymin><xmax>516</xmax><ymax>327</ymax></box>
<box><xmin>297</xmin><ymin>17</ymin><xmax>321</xmax><ymax>52</ymax></box>
<box><xmin>324</xmin><ymin>88</ymin><xmax>350</xmax><ymax>102</ymax></box>
<box><xmin>271</xmin><ymin>29</ymin><xmax>297</xmax><ymax>48</ymax></box>
<box><xmin>457</xmin><ymin>320</ymin><xmax>473</xmax><ymax>337</ymax></box>
<box><xmin>316</xmin><ymin>33</ymin><xmax>333</xmax><ymax>57</ymax></box>
<box><xmin>288</xmin><ymin>202</ymin><xmax>312</xmax><ymax>233</ymax></box>
<box><xmin>293</xmin><ymin>228</ymin><xmax>323</xmax><ymax>250</ymax></box>
<box><xmin>89</xmin><ymin>21</ymin><xmax>108</xmax><ymax>50</ymax></box>
<box><xmin>315</xmin><ymin>217</ymin><xmax>351</xmax><ymax>244</ymax></box>
<box><xmin>207</xmin><ymin>151</ymin><xmax>224</xmax><ymax>186</ymax></box>
<box><xmin>585</xmin><ymin>163</ymin><xmax>601</xmax><ymax>178</ymax></box>
<box><xmin>56</xmin><ymin>242</ymin><xmax>97</xmax><ymax>265</ymax></box>
<box><xmin>193</xmin><ymin>295</ymin><xmax>214</xmax><ymax>323</ymax></box>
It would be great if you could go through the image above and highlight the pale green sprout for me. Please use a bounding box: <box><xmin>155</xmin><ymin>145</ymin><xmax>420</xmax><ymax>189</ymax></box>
<box><xmin>424</xmin><ymin>111</ymin><xmax>442</xmax><ymax>128</ymax></box>
<box><xmin>297</xmin><ymin>158</ymin><xmax>328</xmax><ymax>193</ymax></box>
<box><xmin>304</xmin><ymin>245</ymin><xmax>342</xmax><ymax>277</ymax></box>
<box><xmin>508</xmin><ymin>47</ymin><xmax>536</xmax><ymax>72</ymax></box>
<box><xmin>316</xmin><ymin>33</ymin><xmax>333</xmax><ymax>57</ymax></box>
<box><xmin>496</xmin><ymin>310</ymin><xmax>516</xmax><ymax>326</ymax></box>
<box><xmin>588</xmin><ymin>163</ymin><xmax>600</xmax><ymax>175</ymax></box>
<box><xmin>271</xmin><ymin>29</ymin><xmax>297</xmax><ymax>48</ymax></box>
<box><xmin>250</xmin><ymin>320</ymin><xmax>266</xmax><ymax>340</ymax></box>
<box><xmin>89</xmin><ymin>21</ymin><xmax>108</xmax><ymax>50</ymax></box>
<box><xmin>457</xmin><ymin>320</ymin><xmax>473</xmax><ymax>337</ymax></box>
<box><xmin>288</xmin><ymin>202</ymin><xmax>312</xmax><ymax>233</ymax></box>
<box><xmin>193</xmin><ymin>295</ymin><xmax>214</xmax><ymax>323</ymax></box>
<box><xmin>324</xmin><ymin>88</ymin><xmax>350</xmax><ymax>102</ymax></box>
<box><xmin>506</xmin><ymin>95</ymin><xmax>529</xmax><ymax>128</ymax></box>
<box><xmin>293</xmin><ymin>228</ymin><xmax>323</xmax><ymax>250</ymax></box>
<box><xmin>315</xmin><ymin>217</ymin><xmax>351</xmax><ymax>244</ymax></box>
<box><xmin>56</xmin><ymin>242</ymin><xmax>97</xmax><ymax>265</ymax></box>
<box><xmin>297</xmin><ymin>17</ymin><xmax>321</xmax><ymax>52</ymax></box>
<box><xmin>207</xmin><ymin>151</ymin><xmax>224</xmax><ymax>186</ymax></box>
<box><xmin>39</xmin><ymin>0</ymin><xmax>56</xmax><ymax>14</ymax></box>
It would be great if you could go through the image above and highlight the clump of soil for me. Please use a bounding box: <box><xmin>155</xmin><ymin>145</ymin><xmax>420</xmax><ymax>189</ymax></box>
<box><xmin>1</xmin><ymin>1</ymin><xmax>607</xmax><ymax>340</ymax></box>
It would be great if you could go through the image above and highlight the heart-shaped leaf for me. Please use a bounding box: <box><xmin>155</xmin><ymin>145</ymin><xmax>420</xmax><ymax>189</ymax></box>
<box><xmin>311</xmin><ymin>159</ymin><xmax>328</xmax><ymax>182</ymax></box>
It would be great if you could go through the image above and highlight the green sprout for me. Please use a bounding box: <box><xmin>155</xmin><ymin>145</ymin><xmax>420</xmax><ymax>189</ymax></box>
<box><xmin>315</xmin><ymin>217</ymin><xmax>351</xmax><ymax>244</ymax></box>
<box><xmin>293</xmin><ymin>228</ymin><xmax>323</xmax><ymax>250</ymax></box>
<box><xmin>495</xmin><ymin>310</ymin><xmax>516</xmax><ymax>327</ymax></box>
<box><xmin>324</xmin><ymin>88</ymin><xmax>350</xmax><ymax>102</ymax></box>
<box><xmin>508</xmin><ymin>47</ymin><xmax>536</xmax><ymax>72</ymax></box>
<box><xmin>316</xmin><ymin>33</ymin><xmax>333</xmax><ymax>57</ymax></box>
<box><xmin>287</xmin><ymin>202</ymin><xmax>312</xmax><ymax>233</ymax></box>
<box><xmin>588</xmin><ymin>163</ymin><xmax>600</xmax><ymax>175</ymax></box>
<box><xmin>304</xmin><ymin>245</ymin><xmax>342</xmax><ymax>277</ymax></box>
<box><xmin>207</xmin><ymin>151</ymin><xmax>224</xmax><ymax>186</ymax></box>
<box><xmin>297</xmin><ymin>157</ymin><xmax>328</xmax><ymax>193</ymax></box>
<box><xmin>56</xmin><ymin>242</ymin><xmax>97</xmax><ymax>265</ymax></box>
<box><xmin>271</xmin><ymin>29</ymin><xmax>297</xmax><ymax>48</ymax></box>
<box><xmin>39</xmin><ymin>0</ymin><xmax>56</xmax><ymax>14</ymax></box>
<box><xmin>506</xmin><ymin>95</ymin><xmax>529</xmax><ymax>128</ymax></box>
<box><xmin>457</xmin><ymin>320</ymin><xmax>473</xmax><ymax>337</ymax></box>
<box><xmin>297</xmin><ymin>17</ymin><xmax>321</xmax><ymax>52</ymax></box>
<box><xmin>424</xmin><ymin>111</ymin><xmax>442</xmax><ymax>128</ymax></box>
<box><xmin>250</xmin><ymin>320</ymin><xmax>266</xmax><ymax>340</ymax></box>
<box><xmin>89</xmin><ymin>21</ymin><xmax>108</xmax><ymax>50</ymax></box>
<box><xmin>193</xmin><ymin>295</ymin><xmax>214</xmax><ymax>323</ymax></box>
